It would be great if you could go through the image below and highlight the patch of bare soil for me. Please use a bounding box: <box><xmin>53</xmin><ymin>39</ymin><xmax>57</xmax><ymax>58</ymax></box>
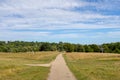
<box><xmin>25</xmin><ymin>63</ymin><xmax>51</xmax><ymax>67</ymax></box>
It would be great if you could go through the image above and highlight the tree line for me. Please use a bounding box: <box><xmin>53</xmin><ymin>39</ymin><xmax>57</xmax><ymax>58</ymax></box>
<box><xmin>0</xmin><ymin>41</ymin><xmax>120</xmax><ymax>53</ymax></box>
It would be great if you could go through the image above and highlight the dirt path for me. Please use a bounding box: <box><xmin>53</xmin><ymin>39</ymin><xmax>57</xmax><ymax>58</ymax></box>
<box><xmin>47</xmin><ymin>54</ymin><xmax>76</xmax><ymax>80</ymax></box>
<box><xmin>25</xmin><ymin>63</ymin><xmax>51</xmax><ymax>67</ymax></box>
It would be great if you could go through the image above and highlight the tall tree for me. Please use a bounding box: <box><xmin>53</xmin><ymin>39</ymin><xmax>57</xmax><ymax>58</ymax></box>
<box><xmin>89</xmin><ymin>44</ymin><xmax>100</xmax><ymax>52</ymax></box>
<box><xmin>84</xmin><ymin>45</ymin><xmax>93</xmax><ymax>52</ymax></box>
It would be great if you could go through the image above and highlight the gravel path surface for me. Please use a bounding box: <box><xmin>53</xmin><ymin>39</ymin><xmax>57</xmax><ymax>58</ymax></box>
<box><xmin>47</xmin><ymin>54</ymin><xmax>76</xmax><ymax>80</ymax></box>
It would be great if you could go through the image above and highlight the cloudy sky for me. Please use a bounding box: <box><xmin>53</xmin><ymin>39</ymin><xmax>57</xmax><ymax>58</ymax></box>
<box><xmin>0</xmin><ymin>0</ymin><xmax>120</xmax><ymax>44</ymax></box>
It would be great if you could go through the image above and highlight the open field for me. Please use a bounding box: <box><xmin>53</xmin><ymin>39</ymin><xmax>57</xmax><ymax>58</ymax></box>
<box><xmin>64</xmin><ymin>53</ymin><xmax>120</xmax><ymax>80</ymax></box>
<box><xmin>0</xmin><ymin>52</ymin><xmax>58</xmax><ymax>80</ymax></box>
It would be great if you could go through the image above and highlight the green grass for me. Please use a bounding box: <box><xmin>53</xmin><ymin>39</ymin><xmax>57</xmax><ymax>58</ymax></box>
<box><xmin>0</xmin><ymin>52</ymin><xmax>58</xmax><ymax>80</ymax></box>
<box><xmin>0</xmin><ymin>67</ymin><xmax>49</xmax><ymax>80</ymax></box>
<box><xmin>64</xmin><ymin>53</ymin><xmax>120</xmax><ymax>80</ymax></box>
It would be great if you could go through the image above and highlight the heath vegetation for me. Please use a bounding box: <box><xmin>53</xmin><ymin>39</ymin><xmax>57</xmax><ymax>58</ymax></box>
<box><xmin>64</xmin><ymin>53</ymin><xmax>120</xmax><ymax>80</ymax></box>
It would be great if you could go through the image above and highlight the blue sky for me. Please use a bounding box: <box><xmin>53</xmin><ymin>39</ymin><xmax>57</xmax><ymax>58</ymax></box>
<box><xmin>0</xmin><ymin>0</ymin><xmax>120</xmax><ymax>44</ymax></box>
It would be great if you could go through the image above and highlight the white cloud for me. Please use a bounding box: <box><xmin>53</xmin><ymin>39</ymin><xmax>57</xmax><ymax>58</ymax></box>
<box><xmin>0</xmin><ymin>0</ymin><xmax>120</xmax><ymax>30</ymax></box>
<box><xmin>0</xmin><ymin>0</ymin><xmax>120</xmax><ymax>43</ymax></box>
<box><xmin>0</xmin><ymin>0</ymin><xmax>80</xmax><ymax>10</ymax></box>
<box><xmin>0</xmin><ymin>8</ymin><xmax>119</xmax><ymax>30</ymax></box>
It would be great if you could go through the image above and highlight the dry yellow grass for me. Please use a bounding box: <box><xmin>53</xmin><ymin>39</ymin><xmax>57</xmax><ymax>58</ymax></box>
<box><xmin>0</xmin><ymin>51</ymin><xmax>58</xmax><ymax>62</ymax></box>
<box><xmin>0</xmin><ymin>52</ymin><xmax>59</xmax><ymax>80</ymax></box>
<box><xmin>65</xmin><ymin>53</ymin><xmax>120</xmax><ymax>60</ymax></box>
<box><xmin>64</xmin><ymin>53</ymin><xmax>120</xmax><ymax>80</ymax></box>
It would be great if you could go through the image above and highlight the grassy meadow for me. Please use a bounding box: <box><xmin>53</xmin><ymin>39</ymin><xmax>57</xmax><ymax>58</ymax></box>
<box><xmin>64</xmin><ymin>53</ymin><xmax>120</xmax><ymax>80</ymax></box>
<box><xmin>0</xmin><ymin>52</ymin><xmax>58</xmax><ymax>80</ymax></box>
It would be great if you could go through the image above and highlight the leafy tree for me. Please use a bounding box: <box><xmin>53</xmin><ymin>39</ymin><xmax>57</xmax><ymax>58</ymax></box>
<box><xmin>63</xmin><ymin>43</ymin><xmax>74</xmax><ymax>52</ymax></box>
<box><xmin>84</xmin><ymin>45</ymin><xmax>93</xmax><ymax>52</ymax></box>
<box><xmin>76</xmin><ymin>44</ymin><xmax>85</xmax><ymax>52</ymax></box>
<box><xmin>58</xmin><ymin>42</ymin><xmax>64</xmax><ymax>52</ymax></box>
<box><xmin>89</xmin><ymin>44</ymin><xmax>100</xmax><ymax>52</ymax></box>
<box><xmin>102</xmin><ymin>44</ymin><xmax>110</xmax><ymax>53</ymax></box>
<box><xmin>40</xmin><ymin>42</ymin><xmax>51</xmax><ymax>51</ymax></box>
<box><xmin>0</xmin><ymin>41</ymin><xmax>119</xmax><ymax>53</ymax></box>
<box><xmin>50</xmin><ymin>43</ymin><xmax>57</xmax><ymax>51</ymax></box>
<box><xmin>113</xmin><ymin>48</ymin><xmax>120</xmax><ymax>53</ymax></box>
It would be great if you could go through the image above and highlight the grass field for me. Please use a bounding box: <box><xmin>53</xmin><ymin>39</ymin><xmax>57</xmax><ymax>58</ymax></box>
<box><xmin>0</xmin><ymin>52</ymin><xmax>58</xmax><ymax>80</ymax></box>
<box><xmin>64</xmin><ymin>53</ymin><xmax>120</xmax><ymax>80</ymax></box>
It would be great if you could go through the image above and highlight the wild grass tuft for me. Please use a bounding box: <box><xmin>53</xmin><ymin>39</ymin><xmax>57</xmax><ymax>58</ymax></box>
<box><xmin>0</xmin><ymin>52</ymin><xmax>58</xmax><ymax>80</ymax></box>
<box><xmin>64</xmin><ymin>53</ymin><xmax>120</xmax><ymax>80</ymax></box>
